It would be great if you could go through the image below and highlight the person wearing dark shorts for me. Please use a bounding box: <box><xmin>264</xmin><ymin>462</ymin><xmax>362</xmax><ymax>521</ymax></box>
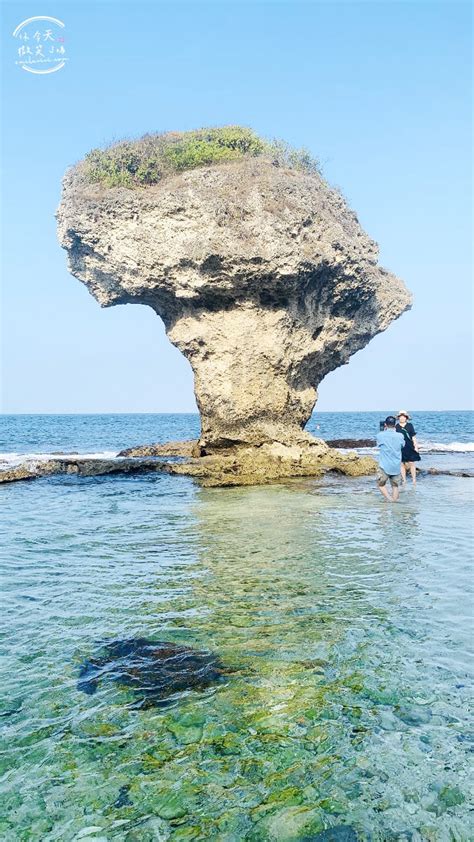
<box><xmin>376</xmin><ymin>416</ymin><xmax>404</xmax><ymax>502</ymax></box>
<box><xmin>396</xmin><ymin>410</ymin><xmax>420</xmax><ymax>486</ymax></box>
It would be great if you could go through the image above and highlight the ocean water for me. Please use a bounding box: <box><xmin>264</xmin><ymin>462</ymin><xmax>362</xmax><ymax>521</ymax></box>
<box><xmin>0</xmin><ymin>413</ymin><xmax>473</xmax><ymax>841</ymax></box>
<box><xmin>0</xmin><ymin>411</ymin><xmax>473</xmax><ymax>459</ymax></box>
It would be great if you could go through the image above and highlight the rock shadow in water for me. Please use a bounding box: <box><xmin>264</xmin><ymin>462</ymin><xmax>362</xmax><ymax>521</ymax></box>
<box><xmin>77</xmin><ymin>638</ymin><xmax>224</xmax><ymax>706</ymax></box>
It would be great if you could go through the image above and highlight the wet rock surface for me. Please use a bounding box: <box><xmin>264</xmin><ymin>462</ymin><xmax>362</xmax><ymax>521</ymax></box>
<box><xmin>77</xmin><ymin>638</ymin><xmax>224</xmax><ymax>705</ymax></box>
<box><xmin>71</xmin><ymin>457</ymin><xmax>170</xmax><ymax>477</ymax></box>
<box><xmin>0</xmin><ymin>457</ymin><xmax>171</xmax><ymax>483</ymax></box>
<box><xmin>420</xmin><ymin>467</ymin><xmax>474</xmax><ymax>478</ymax></box>
<box><xmin>0</xmin><ymin>466</ymin><xmax>38</xmax><ymax>483</ymax></box>
<box><xmin>3</xmin><ymin>447</ymin><xmax>472</xmax><ymax>486</ymax></box>
<box><xmin>169</xmin><ymin>442</ymin><xmax>377</xmax><ymax>486</ymax></box>
<box><xmin>0</xmin><ymin>443</ymin><xmax>378</xmax><ymax>486</ymax></box>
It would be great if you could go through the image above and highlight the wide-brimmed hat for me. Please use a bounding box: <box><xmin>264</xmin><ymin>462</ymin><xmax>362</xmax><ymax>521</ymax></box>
<box><xmin>397</xmin><ymin>410</ymin><xmax>411</xmax><ymax>419</ymax></box>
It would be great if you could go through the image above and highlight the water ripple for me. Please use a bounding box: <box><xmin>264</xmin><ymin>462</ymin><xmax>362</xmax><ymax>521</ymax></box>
<box><xmin>0</xmin><ymin>470</ymin><xmax>472</xmax><ymax>840</ymax></box>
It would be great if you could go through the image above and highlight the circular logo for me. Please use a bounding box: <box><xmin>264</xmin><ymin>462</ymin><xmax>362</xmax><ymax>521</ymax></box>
<box><xmin>13</xmin><ymin>16</ymin><xmax>67</xmax><ymax>75</ymax></box>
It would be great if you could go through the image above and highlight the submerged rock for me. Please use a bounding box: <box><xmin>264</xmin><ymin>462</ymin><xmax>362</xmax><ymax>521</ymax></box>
<box><xmin>77</xmin><ymin>638</ymin><xmax>224</xmax><ymax>704</ymax></box>
<box><xmin>306</xmin><ymin>828</ymin><xmax>359</xmax><ymax>842</ymax></box>
<box><xmin>113</xmin><ymin>784</ymin><xmax>132</xmax><ymax>808</ymax></box>
<box><xmin>256</xmin><ymin>805</ymin><xmax>323</xmax><ymax>840</ymax></box>
<box><xmin>57</xmin><ymin>146</ymin><xmax>411</xmax><ymax>451</ymax></box>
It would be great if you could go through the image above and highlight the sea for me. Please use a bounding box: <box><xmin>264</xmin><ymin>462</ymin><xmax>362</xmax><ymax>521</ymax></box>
<box><xmin>1</xmin><ymin>411</ymin><xmax>473</xmax><ymax>841</ymax></box>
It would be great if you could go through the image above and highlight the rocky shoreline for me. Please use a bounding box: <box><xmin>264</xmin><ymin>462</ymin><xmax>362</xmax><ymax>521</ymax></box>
<box><xmin>0</xmin><ymin>439</ymin><xmax>376</xmax><ymax>487</ymax></box>
<box><xmin>1</xmin><ymin>439</ymin><xmax>472</xmax><ymax>487</ymax></box>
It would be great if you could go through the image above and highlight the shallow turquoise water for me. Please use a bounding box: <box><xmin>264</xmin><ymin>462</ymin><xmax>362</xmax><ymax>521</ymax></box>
<box><xmin>1</xmin><ymin>453</ymin><xmax>473</xmax><ymax>840</ymax></box>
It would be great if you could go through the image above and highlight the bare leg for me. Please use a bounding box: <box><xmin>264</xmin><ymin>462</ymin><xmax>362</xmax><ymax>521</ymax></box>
<box><xmin>378</xmin><ymin>484</ymin><xmax>392</xmax><ymax>502</ymax></box>
<box><xmin>400</xmin><ymin>463</ymin><xmax>407</xmax><ymax>483</ymax></box>
<box><xmin>392</xmin><ymin>483</ymin><xmax>400</xmax><ymax>502</ymax></box>
<box><xmin>409</xmin><ymin>462</ymin><xmax>417</xmax><ymax>486</ymax></box>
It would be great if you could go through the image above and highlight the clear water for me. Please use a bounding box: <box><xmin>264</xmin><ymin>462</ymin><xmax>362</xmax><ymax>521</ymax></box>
<box><xmin>1</xmin><ymin>414</ymin><xmax>473</xmax><ymax>841</ymax></box>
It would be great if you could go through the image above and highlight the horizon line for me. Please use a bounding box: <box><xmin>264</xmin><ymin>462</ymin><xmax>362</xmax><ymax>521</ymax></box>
<box><xmin>1</xmin><ymin>409</ymin><xmax>473</xmax><ymax>417</ymax></box>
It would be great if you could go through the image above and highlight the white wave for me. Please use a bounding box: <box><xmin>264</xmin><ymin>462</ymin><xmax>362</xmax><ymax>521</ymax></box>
<box><xmin>0</xmin><ymin>450</ymin><xmax>119</xmax><ymax>468</ymax></box>
<box><xmin>331</xmin><ymin>441</ymin><xmax>474</xmax><ymax>455</ymax></box>
<box><xmin>337</xmin><ymin>448</ymin><xmax>378</xmax><ymax>456</ymax></box>
<box><xmin>418</xmin><ymin>441</ymin><xmax>474</xmax><ymax>453</ymax></box>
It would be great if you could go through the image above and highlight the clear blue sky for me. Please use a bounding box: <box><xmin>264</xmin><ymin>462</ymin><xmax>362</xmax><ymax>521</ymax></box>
<box><xmin>1</xmin><ymin>0</ymin><xmax>472</xmax><ymax>413</ymax></box>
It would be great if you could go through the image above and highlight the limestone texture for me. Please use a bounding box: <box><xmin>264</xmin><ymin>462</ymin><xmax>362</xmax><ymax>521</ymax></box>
<box><xmin>57</xmin><ymin>156</ymin><xmax>411</xmax><ymax>451</ymax></box>
<box><xmin>0</xmin><ymin>448</ymin><xmax>378</xmax><ymax>487</ymax></box>
<box><xmin>117</xmin><ymin>440</ymin><xmax>199</xmax><ymax>458</ymax></box>
<box><xmin>2</xmin><ymin>455</ymin><xmax>469</xmax><ymax>487</ymax></box>
<box><xmin>168</xmin><ymin>442</ymin><xmax>378</xmax><ymax>487</ymax></box>
<box><xmin>0</xmin><ymin>457</ymin><xmax>170</xmax><ymax>483</ymax></box>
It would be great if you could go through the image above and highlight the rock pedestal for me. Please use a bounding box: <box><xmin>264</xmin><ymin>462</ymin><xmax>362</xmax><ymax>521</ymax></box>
<box><xmin>57</xmin><ymin>157</ymin><xmax>411</xmax><ymax>450</ymax></box>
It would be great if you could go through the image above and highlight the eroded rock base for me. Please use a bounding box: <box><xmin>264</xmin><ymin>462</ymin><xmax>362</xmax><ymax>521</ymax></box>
<box><xmin>168</xmin><ymin>441</ymin><xmax>377</xmax><ymax>487</ymax></box>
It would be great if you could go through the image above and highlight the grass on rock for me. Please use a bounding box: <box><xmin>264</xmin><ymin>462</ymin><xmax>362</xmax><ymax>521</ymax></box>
<box><xmin>82</xmin><ymin>126</ymin><xmax>320</xmax><ymax>188</ymax></box>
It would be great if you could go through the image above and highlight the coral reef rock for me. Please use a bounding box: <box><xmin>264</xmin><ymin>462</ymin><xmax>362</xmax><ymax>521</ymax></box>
<box><xmin>168</xmin><ymin>441</ymin><xmax>378</xmax><ymax>487</ymax></box>
<box><xmin>0</xmin><ymin>447</ymin><xmax>378</xmax><ymax>487</ymax></box>
<box><xmin>57</xmin><ymin>156</ymin><xmax>411</xmax><ymax>450</ymax></box>
<box><xmin>77</xmin><ymin>638</ymin><xmax>224</xmax><ymax>704</ymax></box>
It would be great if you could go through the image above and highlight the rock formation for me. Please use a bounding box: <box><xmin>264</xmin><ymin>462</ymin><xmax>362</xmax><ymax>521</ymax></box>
<box><xmin>77</xmin><ymin>638</ymin><xmax>224</xmax><ymax>703</ymax></box>
<box><xmin>0</xmin><ymin>448</ymin><xmax>379</xmax><ymax>487</ymax></box>
<box><xmin>2</xmin><ymin>453</ymin><xmax>471</xmax><ymax>487</ymax></box>
<box><xmin>57</xmin><ymin>154</ymin><xmax>411</xmax><ymax>452</ymax></box>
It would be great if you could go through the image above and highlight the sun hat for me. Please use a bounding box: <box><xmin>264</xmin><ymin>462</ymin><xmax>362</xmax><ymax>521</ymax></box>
<box><xmin>397</xmin><ymin>410</ymin><xmax>411</xmax><ymax>419</ymax></box>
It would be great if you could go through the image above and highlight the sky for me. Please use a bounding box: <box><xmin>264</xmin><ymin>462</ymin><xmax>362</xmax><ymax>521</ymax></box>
<box><xmin>1</xmin><ymin>0</ymin><xmax>472</xmax><ymax>414</ymax></box>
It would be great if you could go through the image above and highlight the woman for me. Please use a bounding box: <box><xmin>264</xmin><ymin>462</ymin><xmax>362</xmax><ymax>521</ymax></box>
<box><xmin>396</xmin><ymin>410</ymin><xmax>420</xmax><ymax>485</ymax></box>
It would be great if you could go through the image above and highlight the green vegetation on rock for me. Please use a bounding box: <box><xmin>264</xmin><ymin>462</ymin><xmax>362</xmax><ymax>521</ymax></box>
<box><xmin>81</xmin><ymin>125</ymin><xmax>320</xmax><ymax>188</ymax></box>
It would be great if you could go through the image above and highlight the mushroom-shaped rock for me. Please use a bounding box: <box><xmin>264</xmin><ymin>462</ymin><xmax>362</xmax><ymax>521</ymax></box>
<box><xmin>57</xmin><ymin>148</ymin><xmax>411</xmax><ymax>449</ymax></box>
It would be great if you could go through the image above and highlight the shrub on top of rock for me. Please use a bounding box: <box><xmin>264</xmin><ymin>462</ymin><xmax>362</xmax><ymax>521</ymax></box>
<box><xmin>58</xmin><ymin>133</ymin><xmax>411</xmax><ymax>451</ymax></box>
<box><xmin>81</xmin><ymin>125</ymin><xmax>320</xmax><ymax>188</ymax></box>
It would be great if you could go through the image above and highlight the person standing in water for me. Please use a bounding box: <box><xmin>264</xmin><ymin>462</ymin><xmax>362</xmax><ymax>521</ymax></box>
<box><xmin>376</xmin><ymin>416</ymin><xmax>404</xmax><ymax>502</ymax></box>
<box><xmin>396</xmin><ymin>410</ymin><xmax>420</xmax><ymax>486</ymax></box>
